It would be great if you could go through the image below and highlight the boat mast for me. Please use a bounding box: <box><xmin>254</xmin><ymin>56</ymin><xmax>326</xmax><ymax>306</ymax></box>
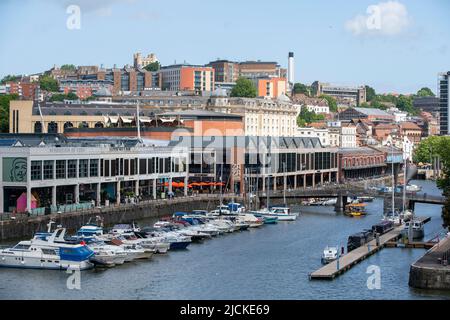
<box><xmin>283</xmin><ymin>163</ymin><xmax>286</xmax><ymax>206</ymax></box>
<box><xmin>391</xmin><ymin>139</ymin><xmax>395</xmax><ymax>217</ymax></box>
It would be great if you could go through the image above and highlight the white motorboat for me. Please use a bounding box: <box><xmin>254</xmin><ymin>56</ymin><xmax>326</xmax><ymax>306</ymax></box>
<box><xmin>253</xmin><ymin>207</ymin><xmax>298</xmax><ymax>221</ymax></box>
<box><xmin>237</xmin><ymin>214</ymin><xmax>264</xmax><ymax>228</ymax></box>
<box><xmin>110</xmin><ymin>223</ymin><xmax>141</xmax><ymax>235</ymax></box>
<box><xmin>406</xmin><ymin>184</ymin><xmax>422</xmax><ymax>192</ymax></box>
<box><xmin>402</xmin><ymin>219</ymin><xmax>425</xmax><ymax>240</ymax></box>
<box><xmin>88</xmin><ymin>240</ymin><xmax>127</xmax><ymax>266</ymax></box>
<box><xmin>322</xmin><ymin>199</ymin><xmax>337</xmax><ymax>206</ymax></box>
<box><xmin>0</xmin><ymin>228</ymin><xmax>94</xmax><ymax>270</ymax></box>
<box><xmin>321</xmin><ymin>246</ymin><xmax>338</xmax><ymax>264</ymax></box>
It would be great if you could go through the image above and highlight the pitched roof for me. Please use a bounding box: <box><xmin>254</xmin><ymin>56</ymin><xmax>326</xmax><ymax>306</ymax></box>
<box><xmin>353</xmin><ymin>107</ymin><xmax>391</xmax><ymax>117</ymax></box>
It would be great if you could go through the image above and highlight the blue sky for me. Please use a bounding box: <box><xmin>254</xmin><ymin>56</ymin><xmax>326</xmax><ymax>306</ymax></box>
<box><xmin>0</xmin><ymin>0</ymin><xmax>449</xmax><ymax>94</ymax></box>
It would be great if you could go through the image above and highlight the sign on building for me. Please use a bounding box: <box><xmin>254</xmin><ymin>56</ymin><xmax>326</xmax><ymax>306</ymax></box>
<box><xmin>2</xmin><ymin>157</ymin><xmax>27</xmax><ymax>182</ymax></box>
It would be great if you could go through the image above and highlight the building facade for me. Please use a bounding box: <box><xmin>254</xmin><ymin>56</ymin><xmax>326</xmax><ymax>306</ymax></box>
<box><xmin>311</xmin><ymin>81</ymin><xmax>366</xmax><ymax>106</ymax></box>
<box><xmin>159</xmin><ymin>65</ymin><xmax>215</xmax><ymax>93</ymax></box>
<box><xmin>439</xmin><ymin>71</ymin><xmax>450</xmax><ymax>135</ymax></box>
<box><xmin>0</xmin><ymin>135</ymin><xmax>189</xmax><ymax>214</ymax></box>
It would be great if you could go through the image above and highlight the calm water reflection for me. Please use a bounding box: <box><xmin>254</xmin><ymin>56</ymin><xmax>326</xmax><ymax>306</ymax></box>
<box><xmin>0</xmin><ymin>180</ymin><xmax>449</xmax><ymax>300</ymax></box>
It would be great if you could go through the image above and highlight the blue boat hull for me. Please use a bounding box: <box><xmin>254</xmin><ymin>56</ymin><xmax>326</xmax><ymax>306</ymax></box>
<box><xmin>169</xmin><ymin>241</ymin><xmax>191</xmax><ymax>250</ymax></box>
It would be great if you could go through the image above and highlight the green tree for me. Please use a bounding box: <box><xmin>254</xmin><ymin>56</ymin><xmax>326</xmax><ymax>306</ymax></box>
<box><xmin>0</xmin><ymin>75</ymin><xmax>21</xmax><ymax>84</ymax></box>
<box><xmin>292</xmin><ymin>83</ymin><xmax>310</xmax><ymax>96</ymax></box>
<box><xmin>365</xmin><ymin>85</ymin><xmax>376</xmax><ymax>102</ymax></box>
<box><xmin>0</xmin><ymin>94</ymin><xmax>19</xmax><ymax>133</ymax></box>
<box><xmin>319</xmin><ymin>95</ymin><xmax>337</xmax><ymax>112</ymax></box>
<box><xmin>416</xmin><ymin>87</ymin><xmax>435</xmax><ymax>97</ymax></box>
<box><xmin>60</xmin><ymin>64</ymin><xmax>76</xmax><ymax>71</ymax></box>
<box><xmin>50</xmin><ymin>92</ymin><xmax>78</xmax><ymax>102</ymax></box>
<box><xmin>66</xmin><ymin>92</ymin><xmax>78</xmax><ymax>100</ymax></box>
<box><xmin>230</xmin><ymin>77</ymin><xmax>257</xmax><ymax>98</ymax></box>
<box><xmin>413</xmin><ymin>136</ymin><xmax>449</xmax><ymax>164</ymax></box>
<box><xmin>40</xmin><ymin>75</ymin><xmax>59</xmax><ymax>92</ymax></box>
<box><xmin>144</xmin><ymin>62</ymin><xmax>161</xmax><ymax>72</ymax></box>
<box><xmin>297</xmin><ymin>108</ymin><xmax>325</xmax><ymax>127</ymax></box>
<box><xmin>396</xmin><ymin>95</ymin><xmax>418</xmax><ymax>115</ymax></box>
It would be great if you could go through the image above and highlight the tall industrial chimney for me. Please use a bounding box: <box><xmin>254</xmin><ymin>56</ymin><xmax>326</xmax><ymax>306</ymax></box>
<box><xmin>288</xmin><ymin>52</ymin><xmax>295</xmax><ymax>88</ymax></box>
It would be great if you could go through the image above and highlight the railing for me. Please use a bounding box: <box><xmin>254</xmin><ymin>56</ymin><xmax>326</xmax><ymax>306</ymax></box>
<box><xmin>0</xmin><ymin>194</ymin><xmax>240</xmax><ymax>222</ymax></box>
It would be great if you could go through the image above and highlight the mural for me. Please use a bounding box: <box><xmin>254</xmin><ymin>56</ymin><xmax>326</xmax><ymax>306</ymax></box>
<box><xmin>2</xmin><ymin>157</ymin><xmax>27</xmax><ymax>182</ymax></box>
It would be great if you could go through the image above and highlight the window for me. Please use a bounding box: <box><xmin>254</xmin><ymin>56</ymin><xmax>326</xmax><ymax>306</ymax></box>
<box><xmin>148</xmin><ymin>158</ymin><xmax>155</xmax><ymax>174</ymax></box>
<box><xmin>56</xmin><ymin>160</ymin><xmax>66</xmax><ymax>179</ymax></box>
<box><xmin>43</xmin><ymin>160</ymin><xmax>54</xmax><ymax>180</ymax></box>
<box><xmin>68</xmin><ymin>160</ymin><xmax>77</xmax><ymax>178</ymax></box>
<box><xmin>90</xmin><ymin>159</ymin><xmax>99</xmax><ymax>177</ymax></box>
<box><xmin>139</xmin><ymin>159</ymin><xmax>147</xmax><ymax>175</ymax></box>
<box><xmin>79</xmin><ymin>159</ymin><xmax>89</xmax><ymax>178</ymax></box>
<box><xmin>31</xmin><ymin>161</ymin><xmax>42</xmax><ymax>181</ymax></box>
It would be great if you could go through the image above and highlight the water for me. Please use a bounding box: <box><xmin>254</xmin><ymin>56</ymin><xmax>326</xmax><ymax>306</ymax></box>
<box><xmin>1</xmin><ymin>180</ymin><xmax>449</xmax><ymax>300</ymax></box>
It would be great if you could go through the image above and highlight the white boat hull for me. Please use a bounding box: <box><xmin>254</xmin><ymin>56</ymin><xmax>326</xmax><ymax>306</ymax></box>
<box><xmin>0</xmin><ymin>254</ymin><xmax>93</xmax><ymax>270</ymax></box>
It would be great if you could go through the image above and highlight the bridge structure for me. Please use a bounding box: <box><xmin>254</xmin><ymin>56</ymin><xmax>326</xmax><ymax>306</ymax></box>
<box><xmin>255</xmin><ymin>184</ymin><xmax>446</xmax><ymax>213</ymax></box>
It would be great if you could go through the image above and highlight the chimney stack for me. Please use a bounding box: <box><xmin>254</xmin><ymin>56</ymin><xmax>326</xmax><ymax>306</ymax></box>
<box><xmin>288</xmin><ymin>52</ymin><xmax>295</xmax><ymax>89</ymax></box>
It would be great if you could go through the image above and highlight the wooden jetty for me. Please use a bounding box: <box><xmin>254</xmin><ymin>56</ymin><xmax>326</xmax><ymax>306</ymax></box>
<box><xmin>309</xmin><ymin>216</ymin><xmax>431</xmax><ymax>280</ymax></box>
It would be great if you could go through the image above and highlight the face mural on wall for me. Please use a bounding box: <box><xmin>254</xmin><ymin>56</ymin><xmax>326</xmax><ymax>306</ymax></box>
<box><xmin>10</xmin><ymin>158</ymin><xmax>27</xmax><ymax>182</ymax></box>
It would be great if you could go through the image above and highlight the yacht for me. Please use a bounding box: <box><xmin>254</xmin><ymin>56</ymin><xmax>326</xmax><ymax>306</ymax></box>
<box><xmin>321</xmin><ymin>246</ymin><xmax>338</xmax><ymax>264</ymax></box>
<box><xmin>0</xmin><ymin>228</ymin><xmax>94</xmax><ymax>270</ymax></box>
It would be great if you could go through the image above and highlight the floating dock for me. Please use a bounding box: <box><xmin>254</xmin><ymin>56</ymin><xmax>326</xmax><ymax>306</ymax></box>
<box><xmin>309</xmin><ymin>216</ymin><xmax>431</xmax><ymax>280</ymax></box>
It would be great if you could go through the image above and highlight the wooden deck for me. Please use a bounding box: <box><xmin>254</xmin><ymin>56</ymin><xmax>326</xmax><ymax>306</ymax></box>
<box><xmin>310</xmin><ymin>216</ymin><xmax>432</xmax><ymax>280</ymax></box>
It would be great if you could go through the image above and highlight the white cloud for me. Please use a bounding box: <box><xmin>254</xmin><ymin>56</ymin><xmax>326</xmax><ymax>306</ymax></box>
<box><xmin>345</xmin><ymin>1</ymin><xmax>411</xmax><ymax>36</ymax></box>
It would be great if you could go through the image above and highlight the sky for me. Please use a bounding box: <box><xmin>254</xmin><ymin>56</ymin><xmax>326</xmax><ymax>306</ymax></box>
<box><xmin>0</xmin><ymin>0</ymin><xmax>449</xmax><ymax>94</ymax></box>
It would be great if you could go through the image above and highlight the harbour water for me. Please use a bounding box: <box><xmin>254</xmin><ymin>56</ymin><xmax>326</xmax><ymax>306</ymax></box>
<box><xmin>0</xmin><ymin>180</ymin><xmax>449</xmax><ymax>300</ymax></box>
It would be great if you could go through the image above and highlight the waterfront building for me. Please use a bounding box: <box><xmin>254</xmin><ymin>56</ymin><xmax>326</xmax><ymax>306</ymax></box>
<box><xmin>169</xmin><ymin>136</ymin><xmax>339</xmax><ymax>195</ymax></box>
<box><xmin>0</xmin><ymin>134</ymin><xmax>189</xmax><ymax>214</ymax></box>
<box><xmin>439</xmin><ymin>71</ymin><xmax>450</xmax><ymax>135</ymax></box>
<box><xmin>338</xmin><ymin>107</ymin><xmax>394</xmax><ymax>122</ymax></box>
<box><xmin>338</xmin><ymin>147</ymin><xmax>386</xmax><ymax>182</ymax></box>
<box><xmin>10</xmin><ymin>91</ymin><xmax>298</xmax><ymax>138</ymax></box>
<box><xmin>311</xmin><ymin>81</ymin><xmax>366</xmax><ymax>106</ymax></box>
<box><xmin>159</xmin><ymin>64</ymin><xmax>215</xmax><ymax>93</ymax></box>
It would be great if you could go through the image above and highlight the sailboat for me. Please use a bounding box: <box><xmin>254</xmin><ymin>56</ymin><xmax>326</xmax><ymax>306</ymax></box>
<box><xmin>400</xmin><ymin>139</ymin><xmax>424</xmax><ymax>240</ymax></box>
<box><xmin>383</xmin><ymin>142</ymin><xmax>401</xmax><ymax>225</ymax></box>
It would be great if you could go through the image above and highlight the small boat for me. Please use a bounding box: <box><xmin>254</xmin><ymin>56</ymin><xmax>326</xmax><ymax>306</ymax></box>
<box><xmin>110</xmin><ymin>223</ymin><xmax>140</xmax><ymax>234</ymax></box>
<box><xmin>0</xmin><ymin>228</ymin><xmax>94</xmax><ymax>270</ymax></box>
<box><xmin>383</xmin><ymin>210</ymin><xmax>402</xmax><ymax>225</ymax></box>
<box><xmin>406</xmin><ymin>184</ymin><xmax>422</xmax><ymax>192</ymax></box>
<box><xmin>347</xmin><ymin>230</ymin><xmax>374</xmax><ymax>252</ymax></box>
<box><xmin>321</xmin><ymin>246</ymin><xmax>338</xmax><ymax>264</ymax></box>
<box><xmin>260</xmin><ymin>207</ymin><xmax>298</xmax><ymax>221</ymax></box>
<box><xmin>322</xmin><ymin>199</ymin><xmax>337</xmax><ymax>206</ymax></box>
<box><xmin>344</xmin><ymin>203</ymin><xmax>367</xmax><ymax>217</ymax></box>
<box><xmin>357</xmin><ymin>196</ymin><xmax>374</xmax><ymax>203</ymax></box>
<box><xmin>402</xmin><ymin>219</ymin><xmax>425</xmax><ymax>240</ymax></box>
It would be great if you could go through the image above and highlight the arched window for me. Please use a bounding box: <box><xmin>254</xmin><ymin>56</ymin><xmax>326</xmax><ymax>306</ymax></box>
<box><xmin>64</xmin><ymin>122</ymin><xmax>73</xmax><ymax>131</ymax></box>
<box><xmin>48</xmin><ymin>122</ymin><xmax>58</xmax><ymax>133</ymax></box>
<box><xmin>79</xmin><ymin>121</ymin><xmax>89</xmax><ymax>128</ymax></box>
<box><xmin>94</xmin><ymin>122</ymin><xmax>104</xmax><ymax>128</ymax></box>
<box><xmin>34</xmin><ymin>122</ymin><xmax>42</xmax><ymax>133</ymax></box>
